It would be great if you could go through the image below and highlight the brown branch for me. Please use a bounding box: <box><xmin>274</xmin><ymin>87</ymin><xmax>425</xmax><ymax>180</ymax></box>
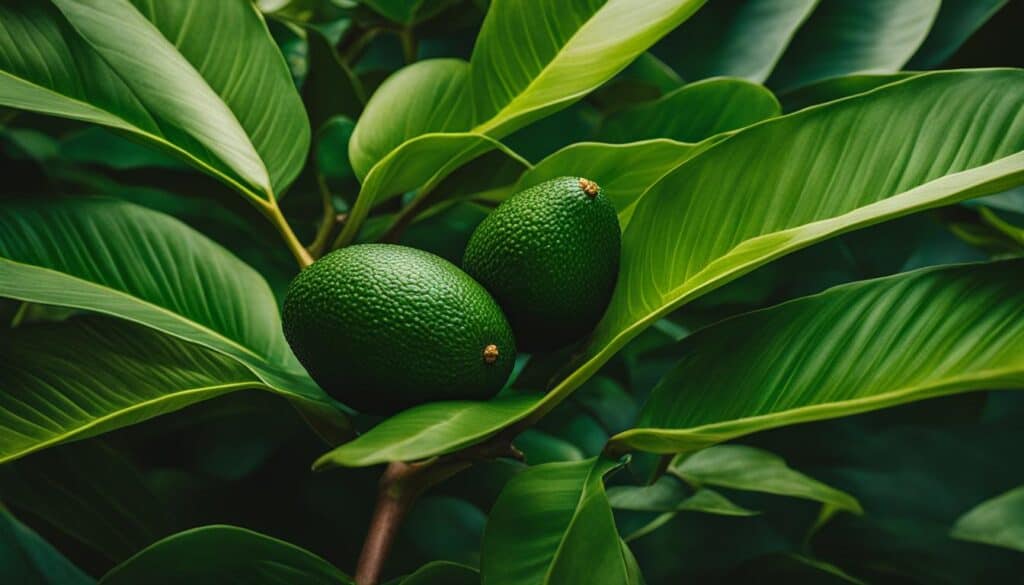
<box><xmin>352</xmin><ymin>432</ymin><xmax>524</xmax><ymax>584</ymax></box>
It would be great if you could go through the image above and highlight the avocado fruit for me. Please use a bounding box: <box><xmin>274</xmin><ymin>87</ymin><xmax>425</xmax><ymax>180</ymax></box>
<box><xmin>463</xmin><ymin>176</ymin><xmax>621</xmax><ymax>352</ymax></box>
<box><xmin>282</xmin><ymin>244</ymin><xmax>516</xmax><ymax>415</ymax></box>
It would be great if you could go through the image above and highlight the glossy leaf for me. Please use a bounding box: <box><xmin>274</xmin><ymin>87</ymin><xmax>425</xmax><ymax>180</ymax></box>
<box><xmin>908</xmin><ymin>0</ymin><xmax>1009</xmax><ymax>69</ymax></box>
<box><xmin>586</xmin><ymin>70</ymin><xmax>1024</xmax><ymax>398</ymax></box>
<box><xmin>607</xmin><ymin>260</ymin><xmax>1024</xmax><ymax>454</ymax></box>
<box><xmin>0</xmin><ymin>199</ymin><xmax>350</xmax><ymax>454</ymax></box>
<box><xmin>951</xmin><ymin>484</ymin><xmax>1024</xmax><ymax>552</ymax></box>
<box><xmin>349</xmin><ymin>59</ymin><xmax>472</xmax><ymax>180</ymax></box>
<box><xmin>480</xmin><ymin>457</ymin><xmax>639</xmax><ymax>585</ymax></box>
<box><xmin>341</xmin><ymin>0</ymin><xmax>707</xmax><ymax>241</ymax></box>
<box><xmin>653</xmin><ymin>0</ymin><xmax>817</xmax><ymax>82</ymax></box>
<box><xmin>0</xmin><ymin>508</ymin><xmax>94</xmax><ymax>585</ymax></box>
<box><xmin>0</xmin><ymin>0</ymin><xmax>309</xmax><ymax>201</ymax></box>
<box><xmin>598</xmin><ymin>78</ymin><xmax>780</xmax><ymax>143</ymax></box>
<box><xmin>671</xmin><ymin>445</ymin><xmax>862</xmax><ymax>521</ymax></box>
<box><xmin>467</xmin><ymin>0</ymin><xmax>706</xmax><ymax>136</ymax></box>
<box><xmin>314</xmin><ymin>393</ymin><xmax>541</xmax><ymax>468</ymax></box>
<box><xmin>0</xmin><ymin>317</ymin><xmax>319</xmax><ymax>464</ymax></box>
<box><xmin>99</xmin><ymin>525</ymin><xmax>351</xmax><ymax>584</ymax></box>
<box><xmin>768</xmin><ymin>0</ymin><xmax>941</xmax><ymax>92</ymax></box>
<box><xmin>510</xmin><ymin>139</ymin><xmax>715</xmax><ymax>222</ymax></box>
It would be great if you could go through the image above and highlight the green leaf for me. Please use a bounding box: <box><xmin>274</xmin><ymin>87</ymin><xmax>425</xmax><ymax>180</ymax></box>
<box><xmin>0</xmin><ymin>317</ymin><xmax>320</xmax><ymax>464</ymax></box>
<box><xmin>607</xmin><ymin>260</ymin><xmax>1024</xmax><ymax>455</ymax></box>
<box><xmin>335</xmin><ymin>131</ymin><xmax>520</xmax><ymax>248</ymax></box>
<box><xmin>654</xmin><ymin>0</ymin><xmax>818</xmax><ymax>82</ymax></box>
<box><xmin>314</xmin><ymin>393</ymin><xmax>542</xmax><ymax>469</ymax></box>
<box><xmin>349</xmin><ymin>59</ymin><xmax>472</xmax><ymax>180</ymax></box>
<box><xmin>466</xmin><ymin>0</ymin><xmax>706</xmax><ymax>136</ymax></box>
<box><xmin>0</xmin><ymin>198</ymin><xmax>350</xmax><ymax>455</ymax></box>
<box><xmin>598</xmin><ymin>78</ymin><xmax>780</xmax><ymax>143</ymax></box>
<box><xmin>0</xmin><ymin>508</ymin><xmax>94</xmax><ymax>585</ymax></box>
<box><xmin>341</xmin><ymin>0</ymin><xmax>707</xmax><ymax>241</ymax></box>
<box><xmin>608</xmin><ymin>478</ymin><xmax>756</xmax><ymax>516</ymax></box>
<box><xmin>509</xmin><ymin>139</ymin><xmax>715</xmax><ymax>224</ymax></box>
<box><xmin>586</xmin><ymin>70</ymin><xmax>1024</xmax><ymax>401</ymax></box>
<box><xmin>398</xmin><ymin>561</ymin><xmax>479</xmax><ymax>585</ymax></box>
<box><xmin>516</xmin><ymin>429</ymin><xmax>586</xmax><ymax>465</ymax></box>
<box><xmin>908</xmin><ymin>0</ymin><xmax>1009</xmax><ymax>69</ymax></box>
<box><xmin>0</xmin><ymin>439</ymin><xmax>173</xmax><ymax>562</ymax></box>
<box><xmin>768</xmin><ymin>0</ymin><xmax>941</xmax><ymax>92</ymax></box>
<box><xmin>99</xmin><ymin>525</ymin><xmax>351</xmax><ymax>584</ymax></box>
<box><xmin>0</xmin><ymin>0</ymin><xmax>309</xmax><ymax>201</ymax></box>
<box><xmin>951</xmin><ymin>484</ymin><xmax>1024</xmax><ymax>552</ymax></box>
<box><xmin>671</xmin><ymin>445</ymin><xmax>862</xmax><ymax>522</ymax></box>
<box><xmin>480</xmin><ymin>457</ymin><xmax>639</xmax><ymax>585</ymax></box>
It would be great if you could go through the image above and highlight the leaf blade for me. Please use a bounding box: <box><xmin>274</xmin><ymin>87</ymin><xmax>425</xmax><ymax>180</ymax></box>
<box><xmin>608</xmin><ymin>260</ymin><xmax>1024</xmax><ymax>454</ymax></box>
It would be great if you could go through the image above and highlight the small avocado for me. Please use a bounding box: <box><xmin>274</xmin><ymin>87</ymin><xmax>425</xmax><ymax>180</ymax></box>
<box><xmin>463</xmin><ymin>176</ymin><xmax>621</xmax><ymax>352</ymax></box>
<box><xmin>282</xmin><ymin>244</ymin><xmax>516</xmax><ymax>415</ymax></box>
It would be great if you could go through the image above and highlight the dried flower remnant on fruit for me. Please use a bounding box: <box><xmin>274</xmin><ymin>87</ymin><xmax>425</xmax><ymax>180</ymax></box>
<box><xmin>579</xmin><ymin>178</ymin><xmax>600</xmax><ymax>198</ymax></box>
<box><xmin>483</xmin><ymin>344</ymin><xmax>500</xmax><ymax>364</ymax></box>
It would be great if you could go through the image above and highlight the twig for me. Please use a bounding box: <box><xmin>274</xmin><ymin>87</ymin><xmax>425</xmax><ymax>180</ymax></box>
<box><xmin>307</xmin><ymin>175</ymin><xmax>342</xmax><ymax>259</ymax></box>
<box><xmin>353</xmin><ymin>433</ymin><xmax>523</xmax><ymax>584</ymax></box>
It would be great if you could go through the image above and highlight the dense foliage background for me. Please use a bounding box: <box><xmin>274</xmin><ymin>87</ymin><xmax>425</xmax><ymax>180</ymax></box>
<box><xmin>1</xmin><ymin>1</ymin><xmax>1023</xmax><ymax>583</ymax></box>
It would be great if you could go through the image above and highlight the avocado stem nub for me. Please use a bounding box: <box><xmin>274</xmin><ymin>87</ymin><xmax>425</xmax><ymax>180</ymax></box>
<box><xmin>483</xmin><ymin>344</ymin><xmax>500</xmax><ymax>364</ymax></box>
<box><xmin>579</xmin><ymin>178</ymin><xmax>600</xmax><ymax>198</ymax></box>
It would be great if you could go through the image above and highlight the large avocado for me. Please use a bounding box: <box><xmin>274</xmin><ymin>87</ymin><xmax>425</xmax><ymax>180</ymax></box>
<box><xmin>283</xmin><ymin>244</ymin><xmax>516</xmax><ymax>414</ymax></box>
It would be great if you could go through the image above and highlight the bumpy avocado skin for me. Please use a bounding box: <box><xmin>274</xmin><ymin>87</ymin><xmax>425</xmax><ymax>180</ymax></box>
<box><xmin>282</xmin><ymin>244</ymin><xmax>516</xmax><ymax>415</ymax></box>
<box><xmin>463</xmin><ymin>176</ymin><xmax>621</xmax><ymax>352</ymax></box>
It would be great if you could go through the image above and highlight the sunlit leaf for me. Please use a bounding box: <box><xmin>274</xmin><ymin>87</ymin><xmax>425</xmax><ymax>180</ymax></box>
<box><xmin>608</xmin><ymin>260</ymin><xmax>1024</xmax><ymax>454</ymax></box>
<box><xmin>0</xmin><ymin>198</ymin><xmax>350</xmax><ymax>455</ymax></box>
<box><xmin>598</xmin><ymin>78</ymin><xmax>780</xmax><ymax>143</ymax></box>
<box><xmin>0</xmin><ymin>0</ymin><xmax>309</xmax><ymax>201</ymax></box>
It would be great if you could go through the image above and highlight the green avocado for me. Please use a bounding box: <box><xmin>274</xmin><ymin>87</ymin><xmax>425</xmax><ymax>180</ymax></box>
<box><xmin>282</xmin><ymin>244</ymin><xmax>516</xmax><ymax>415</ymax></box>
<box><xmin>463</xmin><ymin>176</ymin><xmax>621</xmax><ymax>352</ymax></box>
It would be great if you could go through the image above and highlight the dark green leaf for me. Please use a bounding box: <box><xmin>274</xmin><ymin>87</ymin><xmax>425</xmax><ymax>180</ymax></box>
<box><xmin>654</xmin><ymin>0</ymin><xmax>818</xmax><ymax>82</ymax></box>
<box><xmin>0</xmin><ymin>439</ymin><xmax>173</xmax><ymax>562</ymax></box>
<box><xmin>768</xmin><ymin>0</ymin><xmax>940</xmax><ymax>92</ymax></box>
<box><xmin>908</xmin><ymin>0</ymin><xmax>1009</xmax><ymax>68</ymax></box>
<box><xmin>480</xmin><ymin>457</ymin><xmax>639</xmax><ymax>585</ymax></box>
<box><xmin>951</xmin><ymin>484</ymin><xmax>1024</xmax><ymax>552</ymax></box>
<box><xmin>99</xmin><ymin>525</ymin><xmax>351</xmax><ymax>584</ymax></box>
<box><xmin>0</xmin><ymin>508</ymin><xmax>94</xmax><ymax>585</ymax></box>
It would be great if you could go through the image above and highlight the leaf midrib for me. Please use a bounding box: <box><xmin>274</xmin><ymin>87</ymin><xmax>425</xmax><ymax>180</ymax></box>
<box><xmin>0</xmin><ymin>41</ymin><xmax>267</xmax><ymax>203</ymax></box>
<box><xmin>0</xmin><ymin>381</ymin><xmax>260</xmax><ymax>464</ymax></box>
<box><xmin>611</xmin><ymin>364</ymin><xmax>1024</xmax><ymax>447</ymax></box>
<box><xmin>1</xmin><ymin>258</ymin><xmax>287</xmax><ymax>371</ymax></box>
